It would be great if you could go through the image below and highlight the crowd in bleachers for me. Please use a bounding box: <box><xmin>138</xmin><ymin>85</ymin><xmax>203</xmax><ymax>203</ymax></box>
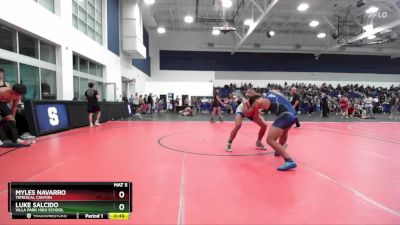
<box><xmin>126</xmin><ymin>82</ymin><xmax>400</xmax><ymax>119</ymax></box>
<box><xmin>209</xmin><ymin>82</ymin><xmax>400</xmax><ymax>119</ymax></box>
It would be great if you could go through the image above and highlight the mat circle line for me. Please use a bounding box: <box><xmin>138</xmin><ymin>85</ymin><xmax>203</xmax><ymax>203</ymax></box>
<box><xmin>157</xmin><ymin>130</ymin><xmax>273</xmax><ymax>157</ymax></box>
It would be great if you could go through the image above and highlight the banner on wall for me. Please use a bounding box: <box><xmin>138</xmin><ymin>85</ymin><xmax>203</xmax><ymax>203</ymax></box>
<box><xmin>34</xmin><ymin>104</ymin><xmax>70</xmax><ymax>134</ymax></box>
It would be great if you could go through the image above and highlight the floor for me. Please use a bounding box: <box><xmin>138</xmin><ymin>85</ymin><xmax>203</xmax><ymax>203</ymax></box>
<box><xmin>0</xmin><ymin>120</ymin><xmax>399</xmax><ymax>224</ymax></box>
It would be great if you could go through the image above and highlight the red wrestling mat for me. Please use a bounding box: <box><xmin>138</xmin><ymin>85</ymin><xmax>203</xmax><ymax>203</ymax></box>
<box><xmin>0</xmin><ymin>121</ymin><xmax>399</xmax><ymax>224</ymax></box>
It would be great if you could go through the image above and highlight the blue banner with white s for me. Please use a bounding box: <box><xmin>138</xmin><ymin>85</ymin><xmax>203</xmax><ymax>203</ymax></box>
<box><xmin>35</xmin><ymin>104</ymin><xmax>70</xmax><ymax>133</ymax></box>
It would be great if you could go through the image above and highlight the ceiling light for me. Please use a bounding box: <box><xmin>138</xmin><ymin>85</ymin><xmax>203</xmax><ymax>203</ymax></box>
<box><xmin>221</xmin><ymin>0</ymin><xmax>233</xmax><ymax>8</ymax></box>
<box><xmin>297</xmin><ymin>3</ymin><xmax>309</xmax><ymax>12</ymax></box>
<box><xmin>144</xmin><ymin>0</ymin><xmax>155</xmax><ymax>5</ymax></box>
<box><xmin>212</xmin><ymin>29</ymin><xmax>221</xmax><ymax>36</ymax></box>
<box><xmin>244</xmin><ymin>19</ymin><xmax>254</xmax><ymax>26</ymax></box>
<box><xmin>309</xmin><ymin>20</ymin><xmax>319</xmax><ymax>27</ymax></box>
<box><xmin>184</xmin><ymin>15</ymin><xmax>194</xmax><ymax>24</ymax></box>
<box><xmin>363</xmin><ymin>24</ymin><xmax>373</xmax><ymax>32</ymax></box>
<box><xmin>366</xmin><ymin>6</ymin><xmax>379</xmax><ymax>14</ymax></box>
<box><xmin>367</xmin><ymin>34</ymin><xmax>376</xmax><ymax>40</ymax></box>
<box><xmin>266</xmin><ymin>30</ymin><xmax>275</xmax><ymax>38</ymax></box>
<box><xmin>317</xmin><ymin>32</ymin><xmax>326</xmax><ymax>38</ymax></box>
<box><xmin>157</xmin><ymin>27</ymin><xmax>166</xmax><ymax>34</ymax></box>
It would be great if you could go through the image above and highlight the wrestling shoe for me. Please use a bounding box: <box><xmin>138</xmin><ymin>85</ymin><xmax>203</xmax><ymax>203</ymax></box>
<box><xmin>4</xmin><ymin>140</ymin><xmax>32</xmax><ymax>147</ymax></box>
<box><xmin>20</xmin><ymin>132</ymin><xmax>36</xmax><ymax>140</ymax></box>
<box><xmin>2</xmin><ymin>142</ymin><xmax>31</xmax><ymax>148</ymax></box>
<box><xmin>256</xmin><ymin>142</ymin><xmax>267</xmax><ymax>150</ymax></box>
<box><xmin>277</xmin><ymin>161</ymin><xmax>297</xmax><ymax>171</ymax></box>
<box><xmin>225</xmin><ymin>143</ymin><xmax>232</xmax><ymax>152</ymax></box>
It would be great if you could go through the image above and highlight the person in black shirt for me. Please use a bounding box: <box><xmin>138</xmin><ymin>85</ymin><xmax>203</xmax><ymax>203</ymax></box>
<box><xmin>290</xmin><ymin>87</ymin><xmax>301</xmax><ymax>128</ymax></box>
<box><xmin>210</xmin><ymin>89</ymin><xmax>225</xmax><ymax>122</ymax></box>
<box><xmin>85</xmin><ymin>83</ymin><xmax>101</xmax><ymax>127</ymax></box>
<box><xmin>321</xmin><ymin>93</ymin><xmax>329</xmax><ymax>117</ymax></box>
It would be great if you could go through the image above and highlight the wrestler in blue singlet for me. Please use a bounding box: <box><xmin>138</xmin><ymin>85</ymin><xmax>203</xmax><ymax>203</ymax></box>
<box><xmin>263</xmin><ymin>92</ymin><xmax>298</xmax><ymax>130</ymax></box>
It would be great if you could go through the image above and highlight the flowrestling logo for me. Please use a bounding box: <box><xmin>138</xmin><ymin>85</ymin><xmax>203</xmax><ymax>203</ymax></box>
<box><xmin>367</xmin><ymin>11</ymin><xmax>388</xmax><ymax>19</ymax></box>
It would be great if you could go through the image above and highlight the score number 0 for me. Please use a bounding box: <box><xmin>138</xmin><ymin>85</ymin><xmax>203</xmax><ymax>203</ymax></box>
<box><xmin>118</xmin><ymin>191</ymin><xmax>125</xmax><ymax>211</ymax></box>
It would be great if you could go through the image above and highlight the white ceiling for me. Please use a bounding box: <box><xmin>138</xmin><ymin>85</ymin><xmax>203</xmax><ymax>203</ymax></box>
<box><xmin>142</xmin><ymin>0</ymin><xmax>400</xmax><ymax>57</ymax></box>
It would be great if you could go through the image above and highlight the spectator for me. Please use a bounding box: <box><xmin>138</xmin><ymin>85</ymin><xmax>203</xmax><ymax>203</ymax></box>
<box><xmin>339</xmin><ymin>94</ymin><xmax>349</xmax><ymax>118</ymax></box>
<box><xmin>180</xmin><ymin>107</ymin><xmax>194</xmax><ymax>116</ymax></box>
<box><xmin>147</xmin><ymin>93</ymin><xmax>154</xmax><ymax>114</ymax></box>
<box><xmin>321</xmin><ymin>93</ymin><xmax>329</xmax><ymax>117</ymax></box>
<box><xmin>0</xmin><ymin>84</ymin><xmax>32</xmax><ymax>147</ymax></box>
<box><xmin>85</xmin><ymin>82</ymin><xmax>101</xmax><ymax>127</ymax></box>
<box><xmin>364</xmin><ymin>96</ymin><xmax>374</xmax><ymax>118</ymax></box>
<box><xmin>389</xmin><ymin>93</ymin><xmax>399</xmax><ymax>119</ymax></box>
<box><xmin>290</xmin><ymin>87</ymin><xmax>301</xmax><ymax>127</ymax></box>
<box><xmin>0</xmin><ymin>68</ymin><xmax>35</xmax><ymax>141</ymax></box>
<box><xmin>128</xmin><ymin>94</ymin><xmax>134</xmax><ymax>114</ymax></box>
<box><xmin>133</xmin><ymin>93</ymin><xmax>140</xmax><ymax>115</ymax></box>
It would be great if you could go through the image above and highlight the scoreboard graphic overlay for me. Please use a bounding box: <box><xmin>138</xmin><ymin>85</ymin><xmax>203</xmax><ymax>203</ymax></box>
<box><xmin>8</xmin><ymin>182</ymin><xmax>132</xmax><ymax>220</ymax></box>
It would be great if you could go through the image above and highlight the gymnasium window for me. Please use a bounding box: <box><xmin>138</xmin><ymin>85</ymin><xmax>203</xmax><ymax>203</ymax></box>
<box><xmin>72</xmin><ymin>0</ymin><xmax>103</xmax><ymax>44</ymax></box>
<box><xmin>0</xmin><ymin>23</ymin><xmax>57</xmax><ymax>100</ymax></box>
<box><xmin>72</xmin><ymin>54</ymin><xmax>105</xmax><ymax>101</ymax></box>
<box><xmin>32</xmin><ymin>0</ymin><xmax>55</xmax><ymax>13</ymax></box>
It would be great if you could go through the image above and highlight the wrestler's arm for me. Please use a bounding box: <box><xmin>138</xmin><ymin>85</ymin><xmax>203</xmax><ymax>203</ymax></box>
<box><xmin>11</xmin><ymin>96</ymin><xmax>21</xmax><ymax>118</ymax></box>
<box><xmin>243</xmin><ymin>99</ymin><xmax>260</xmax><ymax>117</ymax></box>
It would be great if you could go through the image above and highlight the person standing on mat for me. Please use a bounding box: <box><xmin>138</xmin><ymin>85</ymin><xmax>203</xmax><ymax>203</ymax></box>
<box><xmin>0</xmin><ymin>84</ymin><xmax>31</xmax><ymax>147</ymax></box>
<box><xmin>225</xmin><ymin>95</ymin><xmax>268</xmax><ymax>152</ymax></box>
<box><xmin>210</xmin><ymin>89</ymin><xmax>225</xmax><ymax>122</ymax></box>
<box><xmin>289</xmin><ymin>87</ymin><xmax>301</xmax><ymax>128</ymax></box>
<box><xmin>243</xmin><ymin>89</ymin><xmax>297</xmax><ymax>171</ymax></box>
<box><xmin>85</xmin><ymin>82</ymin><xmax>101</xmax><ymax>127</ymax></box>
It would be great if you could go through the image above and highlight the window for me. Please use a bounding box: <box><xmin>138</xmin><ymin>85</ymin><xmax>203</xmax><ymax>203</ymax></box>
<box><xmin>19</xmin><ymin>33</ymin><xmax>39</xmax><ymax>59</ymax></box>
<box><xmin>20</xmin><ymin>64</ymin><xmax>40</xmax><ymax>100</ymax></box>
<box><xmin>0</xmin><ymin>59</ymin><xmax>18</xmax><ymax>85</ymax></box>
<box><xmin>73</xmin><ymin>54</ymin><xmax>104</xmax><ymax>100</ymax></box>
<box><xmin>39</xmin><ymin>0</ymin><xmax>54</xmax><ymax>12</ymax></box>
<box><xmin>0</xmin><ymin>23</ymin><xmax>57</xmax><ymax>100</ymax></box>
<box><xmin>96</xmin><ymin>64</ymin><xmax>103</xmax><ymax>77</ymax></box>
<box><xmin>89</xmin><ymin>61</ymin><xmax>97</xmax><ymax>75</ymax></box>
<box><xmin>32</xmin><ymin>0</ymin><xmax>54</xmax><ymax>13</ymax></box>
<box><xmin>79</xmin><ymin>57</ymin><xmax>88</xmax><ymax>73</ymax></box>
<box><xmin>0</xmin><ymin>25</ymin><xmax>17</xmax><ymax>52</ymax></box>
<box><xmin>73</xmin><ymin>55</ymin><xmax>79</xmax><ymax>70</ymax></box>
<box><xmin>72</xmin><ymin>0</ymin><xmax>103</xmax><ymax>44</ymax></box>
<box><xmin>79</xmin><ymin>77</ymin><xmax>88</xmax><ymax>100</ymax></box>
<box><xmin>73</xmin><ymin>76</ymin><xmax>80</xmax><ymax>100</ymax></box>
<box><xmin>41</xmin><ymin>68</ymin><xmax>57</xmax><ymax>100</ymax></box>
<box><xmin>40</xmin><ymin>41</ymin><xmax>56</xmax><ymax>64</ymax></box>
<box><xmin>74</xmin><ymin>54</ymin><xmax>103</xmax><ymax>77</ymax></box>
